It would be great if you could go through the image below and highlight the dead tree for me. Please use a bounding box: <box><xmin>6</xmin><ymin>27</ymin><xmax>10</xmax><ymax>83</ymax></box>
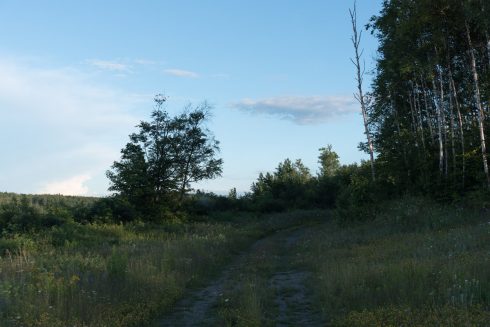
<box><xmin>350</xmin><ymin>2</ymin><xmax>376</xmax><ymax>182</ymax></box>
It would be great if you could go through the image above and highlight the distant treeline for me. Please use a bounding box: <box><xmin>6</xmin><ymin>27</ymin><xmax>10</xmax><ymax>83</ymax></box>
<box><xmin>0</xmin><ymin>144</ymin><xmax>369</xmax><ymax>231</ymax></box>
<box><xmin>0</xmin><ymin>192</ymin><xmax>98</xmax><ymax>207</ymax></box>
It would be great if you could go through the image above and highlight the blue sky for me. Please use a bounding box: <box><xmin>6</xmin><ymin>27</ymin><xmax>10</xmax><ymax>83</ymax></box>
<box><xmin>0</xmin><ymin>0</ymin><xmax>383</xmax><ymax>196</ymax></box>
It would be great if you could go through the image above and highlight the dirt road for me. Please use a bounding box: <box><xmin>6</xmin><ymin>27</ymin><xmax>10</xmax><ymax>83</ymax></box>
<box><xmin>155</xmin><ymin>225</ymin><xmax>324</xmax><ymax>326</ymax></box>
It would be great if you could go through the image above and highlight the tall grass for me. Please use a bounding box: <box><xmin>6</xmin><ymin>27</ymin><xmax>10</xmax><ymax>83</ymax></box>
<box><xmin>215</xmin><ymin>210</ymin><xmax>328</xmax><ymax>326</ymax></box>
<box><xmin>301</xmin><ymin>197</ymin><xmax>490</xmax><ymax>326</ymax></box>
<box><xmin>216</xmin><ymin>238</ymin><xmax>280</xmax><ymax>327</ymax></box>
<box><xmin>0</xmin><ymin>211</ymin><xmax>312</xmax><ymax>327</ymax></box>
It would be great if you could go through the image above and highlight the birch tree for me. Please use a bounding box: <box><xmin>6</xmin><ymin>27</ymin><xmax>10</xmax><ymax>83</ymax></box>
<box><xmin>367</xmin><ymin>0</ymin><xmax>490</xmax><ymax>193</ymax></box>
<box><xmin>465</xmin><ymin>19</ymin><xmax>490</xmax><ymax>188</ymax></box>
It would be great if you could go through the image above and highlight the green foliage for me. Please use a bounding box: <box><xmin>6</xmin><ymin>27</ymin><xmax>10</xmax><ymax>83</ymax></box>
<box><xmin>86</xmin><ymin>196</ymin><xmax>140</xmax><ymax>223</ymax></box>
<box><xmin>333</xmin><ymin>162</ymin><xmax>385</xmax><ymax>223</ymax></box>
<box><xmin>246</xmin><ymin>147</ymin><xmax>371</xmax><ymax>213</ymax></box>
<box><xmin>318</xmin><ymin>144</ymin><xmax>340</xmax><ymax>178</ymax></box>
<box><xmin>250</xmin><ymin>159</ymin><xmax>315</xmax><ymax>211</ymax></box>
<box><xmin>107</xmin><ymin>247</ymin><xmax>128</xmax><ymax>279</ymax></box>
<box><xmin>182</xmin><ymin>191</ymin><xmax>240</xmax><ymax>216</ymax></box>
<box><xmin>0</xmin><ymin>193</ymin><xmax>147</xmax><ymax>235</ymax></box>
<box><xmin>368</xmin><ymin>0</ymin><xmax>490</xmax><ymax>194</ymax></box>
<box><xmin>0</xmin><ymin>195</ymin><xmax>73</xmax><ymax>234</ymax></box>
<box><xmin>107</xmin><ymin>95</ymin><xmax>223</xmax><ymax>215</ymax></box>
<box><xmin>228</xmin><ymin>187</ymin><xmax>237</xmax><ymax>201</ymax></box>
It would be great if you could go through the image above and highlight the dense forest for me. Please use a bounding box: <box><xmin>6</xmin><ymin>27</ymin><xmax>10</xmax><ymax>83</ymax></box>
<box><xmin>0</xmin><ymin>1</ymin><xmax>489</xmax><ymax>326</ymax></box>
<box><xmin>368</xmin><ymin>0</ymin><xmax>490</xmax><ymax>195</ymax></box>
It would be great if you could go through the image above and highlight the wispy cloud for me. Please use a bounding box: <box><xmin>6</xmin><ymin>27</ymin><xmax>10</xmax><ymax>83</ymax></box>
<box><xmin>87</xmin><ymin>59</ymin><xmax>131</xmax><ymax>72</ymax></box>
<box><xmin>164</xmin><ymin>68</ymin><xmax>199</xmax><ymax>78</ymax></box>
<box><xmin>0</xmin><ymin>57</ymin><xmax>143</xmax><ymax>195</ymax></box>
<box><xmin>40</xmin><ymin>174</ymin><xmax>92</xmax><ymax>196</ymax></box>
<box><xmin>134</xmin><ymin>59</ymin><xmax>156</xmax><ymax>65</ymax></box>
<box><xmin>232</xmin><ymin>95</ymin><xmax>358</xmax><ymax>124</ymax></box>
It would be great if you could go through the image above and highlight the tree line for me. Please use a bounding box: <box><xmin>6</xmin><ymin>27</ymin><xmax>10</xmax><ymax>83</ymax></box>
<box><xmin>366</xmin><ymin>0</ymin><xmax>490</xmax><ymax>196</ymax></box>
<box><xmin>104</xmin><ymin>0</ymin><xmax>490</xmax><ymax>221</ymax></box>
<box><xmin>6</xmin><ymin>0</ymin><xmax>490</xmax><ymax>230</ymax></box>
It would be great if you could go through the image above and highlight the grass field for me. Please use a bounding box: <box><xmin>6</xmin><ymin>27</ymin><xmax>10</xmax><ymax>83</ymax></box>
<box><xmin>302</xmin><ymin>197</ymin><xmax>490</xmax><ymax>326</ymax></box>
<box><xmin>1</xmin><ymin>195</ymin><xmax>489</xmax><ymax>326</ymax></box>
<box><xmin>208</xmin><ymin>197</ymin><xmax>490</xmax><ymax>326</ymax></box>
<box><xmin>0</xmin><ymin>210</ymin><xmax>317</xmax><ymax>327</ymax></box>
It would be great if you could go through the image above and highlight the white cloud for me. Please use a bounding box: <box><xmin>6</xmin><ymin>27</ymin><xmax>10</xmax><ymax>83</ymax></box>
<box><xmin>0</xmin><ymin>59</ymin><xmax>137</xmax><ymax>127</ymax></box>
<box><xmin>87</xmin><ymin>59</ymin><xmax>130</xmax><ymax>72</ymax></box>
<box><xmin>40</xmin><ymin>174</ymin><xmax>92</xmax><ymax>196</ymax></box>
<box><xmin>87</xmin><ymin>58</ymin><xmax>165</xmax><ymax>72</ymax></box>
<box><xmin>134</xmin><ymin>59</ymin><xmax>156</xmax><ymax>65</ymax></box>
<box><xmin>0</xmin><ymin>57</ymin><xmax>144</xmax><ymax>195</ymax></box>
<box><xmin>232</xmin><ymin>95</ymin><xmax>358</xmax><ymax>124</ymax></box>
<box><xmin>164</xmin><ymin>68</ymin><xmax>199</xmax><ymax>78</ymax></box>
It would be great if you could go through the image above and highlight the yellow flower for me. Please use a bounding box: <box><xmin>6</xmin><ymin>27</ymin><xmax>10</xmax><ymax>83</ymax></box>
<box><xmin>69</xmin><ymin>274</ymin><xmax>80</xmax><ymax>285</ymax></box>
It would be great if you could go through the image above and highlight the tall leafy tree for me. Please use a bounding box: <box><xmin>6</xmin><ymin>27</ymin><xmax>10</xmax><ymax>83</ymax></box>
<box><xmin>318</xmin><ymin>145</ymin><xmax>340</xmax><ymax>178</ymax></box>
<box><xmin>107</xmin><ymin>95</ymin><xmax>223</xmax><ymax>211</ymax></box>
<box><xmin>368</xmin><ymin>0</ymin><xmax>490</xmax><ymax>194</ymax></box>
<box><xmin>106</xmin><ymin>142</ymin><xmax>152</xmax><ymax>208</ymax></box>
<box><xmin>172</xmin><ymin>103</ymin><xmax>223</xmax><ymax>202</ymax></box>
<box><xmin>251</xmin><ymin>158</ymin><xmax>312</xmax><ymax>210</ymax></box>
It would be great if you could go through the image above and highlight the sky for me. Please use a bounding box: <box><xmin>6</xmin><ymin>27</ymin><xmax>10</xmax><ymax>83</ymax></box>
<box><xmin>0</xmin><ymin>0</ymin><xmax>383</xmax><ymax>196</ymax></box>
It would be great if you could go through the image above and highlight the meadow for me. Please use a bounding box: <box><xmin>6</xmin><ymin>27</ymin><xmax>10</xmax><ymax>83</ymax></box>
<box><xmin>303</xmin><ymin>197</ymin><xmax>490</xmax><ymax>325</ymax></box>
<box><xmin>0</xmin><ymin>193</ymin><xmax>321</xmax><ymax>327</ymax></box>
<box><xmin>207</xmin><ymin>197</ymin><xmax>490</xmax><ymax>326</ymax></box>
<box><xmin>0</xmin><ymin>193</ymin><xmax>489</xmax><ymax>326</ymax></box>
<box><xmin>1</xmin><ymin>220</ymin><xmax>243</xmax><ymax>326</ymax></box>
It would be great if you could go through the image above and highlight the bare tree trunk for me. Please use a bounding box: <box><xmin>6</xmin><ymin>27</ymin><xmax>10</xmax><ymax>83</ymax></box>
<box><xmin>350</xmin><ymin>2</ymin><xmax>375</xmax><ymax>182</ymax></box>
<box><xmin>433</xmin><ymin>46</ymin><xmax>447</xmax><ymax>178</ymax></box>
<box><xmin>440</xmin><ymin>72</ymin><xmax>448</xmax><ymax>178</ymax></box>
<box><xmin>449</xmin><ymin>70</ymin><xmax>465</xmax><ymax>188</ymax></box>
<box><xmin>445</xmin><ymin>36</ymin><xmax>465</xmax><ymax>187</ymax></box>
<box><xmin>408</xmin><ymin>89</ymin><xmax>418</xmax><ymax>146</ymax></box>
<box><xmin>414</xmin><ymin>83</ymin><xmax>426</xmax><ymax>151</ymax></box>
<box><xmin>466</xmin><ymin>21</ymin><xmax>490</xmax><ymax>188</ymax></box>
<box><xmin>448</xmin><ymin>64</ymin><xmax>466</xmax><ymax>188</ymax></box>
<box><xmin>449</xmin><ymin>87</ymin><xmax>456</xmax><ymax>175</ymax></box>
<box><xmin>431</xmin><ymin>75</ymin><xmax>444</xmax><ymax>177</ymax></box>
<box><xmin>421</xmin><ymin>78</ymin><xmax>435</xmax><ymax>141</ymax></box>
<box><xmin>486</xmin><ymin>32</ymin><xmax>490</xmax><ymax>114</ymax></box>
<box><xmin>390</xmin><ymin>91</ymin><xmax>408</xmax><ymax>171</ymax></box>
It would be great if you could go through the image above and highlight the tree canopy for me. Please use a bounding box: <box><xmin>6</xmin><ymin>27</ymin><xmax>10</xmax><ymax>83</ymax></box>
<box><xmin>366</xmin><ymin>0</ymin><xmax>490</xmax><ymax>195</ymax></box>
<box><xmin>107</xmin><ymin>96</ymin><xmax>223</xmax><ymax>212</ymax></box>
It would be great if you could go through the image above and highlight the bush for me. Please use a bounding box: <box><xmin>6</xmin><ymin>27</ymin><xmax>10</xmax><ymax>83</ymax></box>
<box><xmin>335</xmin><ymin>174</ymin><xmax>379</xmax><ymax>223</ymax></box>
<box><xmin>0</xmin><ymin>198</ymin><xmax>44</xmax><ymax>233</ymax></box>
<box><xmin>334</xmin><ymin>162</ymin><xmax>397</xmax><ymax>224</ymax></box>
